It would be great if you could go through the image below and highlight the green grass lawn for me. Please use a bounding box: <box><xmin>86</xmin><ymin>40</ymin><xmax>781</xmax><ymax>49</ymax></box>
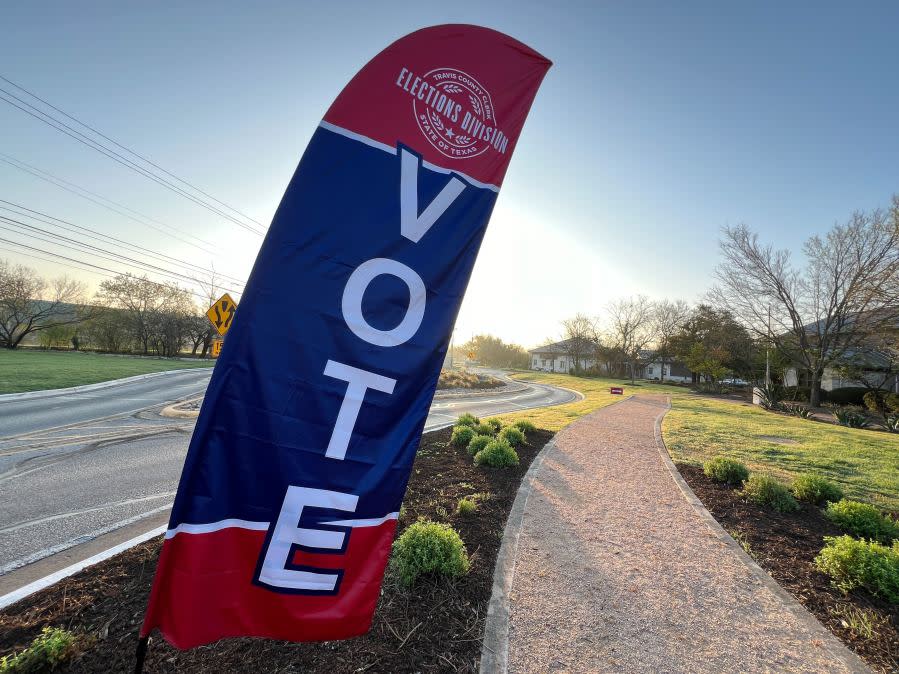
<box><xmin>0</xmin><ymin>349</ymin><xmax>214</xmax><ymax>394</ymax></box>
<box><xmin>499</xmin><ymin>371</ymin><xmax>899</xmax><ymax>511</ymax></box>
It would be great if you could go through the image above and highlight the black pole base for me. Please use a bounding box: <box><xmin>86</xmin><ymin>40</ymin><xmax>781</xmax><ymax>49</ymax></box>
<box><xmin>134</xmin><ymin>635</ymin><xmax>149</xmax><ymax>674</ymax></box>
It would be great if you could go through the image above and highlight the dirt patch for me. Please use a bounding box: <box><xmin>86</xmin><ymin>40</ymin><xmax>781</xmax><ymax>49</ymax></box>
<box><xmin>0</xmin><ymin>427</ymin><xmax>553</xmax><ymax>673</ymax></box>
<box><xmin>677</xmin><ymin>464</ymin><xmax>898</xmax><ymax>673</ymax></box>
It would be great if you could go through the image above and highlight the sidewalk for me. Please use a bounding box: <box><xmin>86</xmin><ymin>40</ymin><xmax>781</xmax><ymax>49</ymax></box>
<box><xmin>487</xmin><ymin>395</ymin><xmax>868</xmax><ymax>673</ymax></box>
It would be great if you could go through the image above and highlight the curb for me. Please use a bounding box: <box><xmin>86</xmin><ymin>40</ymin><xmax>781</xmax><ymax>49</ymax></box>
<box><xmin>0</xmin><ymin>368</ymin><xmax>212</xmax><ymax>403</ymax></box>
<box><xmin>479</xmin><ymin>395</ymin><xmax>632</xmax><ymax>674</ymax></box>
<box><xmin>652</xmin><ymin>396</ymin><xmax>872</xmax><ymax>674</ymax></box>
<box><xmin>159</xmin><ymin>397</ymin><xmax>204</xmax><ymax>419</ymax></box>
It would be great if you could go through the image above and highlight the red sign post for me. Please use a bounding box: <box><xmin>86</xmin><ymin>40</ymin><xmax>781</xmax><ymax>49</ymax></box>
<box><xmin>610</xmin><ymin>387</ymin><xmax>624</xmax><ymax>395</ymax></box>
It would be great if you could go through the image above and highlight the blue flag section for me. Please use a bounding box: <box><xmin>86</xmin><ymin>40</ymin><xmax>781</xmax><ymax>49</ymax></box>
<box><xmin>142</xmin><ymin>24</ymin><xmax>550</xmax><ymax>649</ymax></box>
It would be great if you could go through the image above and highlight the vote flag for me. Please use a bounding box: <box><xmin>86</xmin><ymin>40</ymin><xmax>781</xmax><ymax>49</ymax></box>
<box><xmin>141</xmin><ymin>24</ymin><xmax>550</xmax><ymax>649</ymax></box>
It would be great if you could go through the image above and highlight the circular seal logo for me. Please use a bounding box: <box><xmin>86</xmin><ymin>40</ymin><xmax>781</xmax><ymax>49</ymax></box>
<box><xmin>411</xmin><ymin>68</ymin><xmax>508</xmax><ymax>160</ymax></box>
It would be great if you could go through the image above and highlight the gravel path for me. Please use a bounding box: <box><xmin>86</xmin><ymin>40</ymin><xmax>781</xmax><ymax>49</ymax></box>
<box><xmin>501</xmin><ymin>395</ymin><xmax>868</xmax><ymax>673</ymax></box>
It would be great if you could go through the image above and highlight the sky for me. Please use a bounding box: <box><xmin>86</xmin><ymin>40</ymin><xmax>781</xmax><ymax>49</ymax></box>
<box><xmin>1</xmin><ymin>1</ymin><xmax>898</xmax><ymax>348</ymax></box>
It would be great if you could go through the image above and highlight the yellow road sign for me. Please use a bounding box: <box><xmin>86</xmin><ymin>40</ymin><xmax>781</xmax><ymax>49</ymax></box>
<box><xmin>206</xmin><ymin>293</ymin><xmax>237</xmax><ymax>336</ymax></box>
<box><xmin>211</xmin><ymin>339</ymin><xmax>223</xmax><ymax>357</ymax></box>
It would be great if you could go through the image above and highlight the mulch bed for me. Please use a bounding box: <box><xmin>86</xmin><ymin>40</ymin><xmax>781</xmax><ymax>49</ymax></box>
<box><xmin>0</xmin><ymin>427</ymin><xmax>553</xmax><ymax>673</ymax></box>
<box><xmin>677</xmin><ymin>464</ymin><xmax>899</xmax><ymax>673</ymax></box>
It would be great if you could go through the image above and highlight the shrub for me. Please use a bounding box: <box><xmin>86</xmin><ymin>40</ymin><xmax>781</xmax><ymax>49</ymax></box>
<box><xmin>455</xmin><ymin>413</ymin><xmax>479</xmax><ymax>428</ymax></box>
<box><xmin>782</xmin><ymin>385</ymin><xmax>811</xmax><ymax>403</ymax></box>
<box><xmin>466</xmin><ymin>434</ymin><xmax>492</xmax><ymax>456</ymax></box>
<box><xmin>390</xmin><ymin>520</ymin><xmax>469</xmax><ymax>585</ymax></box>
<box><xmin>826</xmin><ymin>387</ymin><xmax>868</xmax><ymax>406</ymax></box>
<box><xmin>450</xmin><ymin>425</ymin><xmax>476</xmax><ymax>448</ymax></box>
<box><xmin>513</xmin><ymin>419</ymin><xmax>537</xmax><ymax>433</ymax></box>
<box><xmin>863</xmin><ymin>390</ymin><xmax>886</xmax><ymax>414</ymax></box>
<box><xmin>825</xmin><ymin>499</ymin><xmax>899</xmax><ymax>544</ymax></box>
<box><xmin>831</xmin><ymin>407</ymin><xmax>868</xmax><ymax>428</ymax></box>
<box><xmin>473</xmin><ymin>422</ymin><xmax>496</xmax><ymax>436</ymax></box>
<box><xmin>499</xmin><ymin>426</ymin><xmax>525</xmax><ymax>447</ymax></box>
<box><xmin>791</xmin><ymin>474</ymin><xmax>844</xmax><ymax>505</ymax></box>
<box><xmin>484</xmin><ymin>418</ymin><xmax>503</xmax><ymax>433</ymax></box>
<box><xmin>474</xmin><ymin>438</ymin><xmax>519</xmax><ymax>468</ymax></box>
<box><xmin>0</xmin><ymin>627</ymin><xmax>80</xmax><ymax>673</ymax></box>
<box><xmin>742</xmin><ymin>475</ymin><xmax>799</xmax><ymax>513</ymax></box>
<box><xmin>884</xmin><ymin>416</ymin><xmax>899</xmax><ymax>433</ymax></box>
<box><xmin>814</xmin><ymin>536</ymin><xmax>899</xmax><ymax>603</ymax></box>
<box><xmin>456</xmin><ymin>497</ymin><xmax>478</xmax><ymax>515</ymax></box>
<box><xmin>703</xmin><ymin>457</ymin><xmax>749</xmax><ymax>486</ymax></box>
<box><xmin>755</xmin><ymin>382</ymin><xmax>782</xmax><ymax>411</ymax></box>
<box><xmin>887</xmin><ymin>393</ymin><xmax>899</xmax><ymax>414</ymax></box>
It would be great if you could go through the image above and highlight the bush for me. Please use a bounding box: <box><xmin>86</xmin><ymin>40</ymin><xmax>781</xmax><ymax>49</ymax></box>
<box><xmin>863</xmin><ymin>391</ymin><xmax>886</xmax><ymax>414</ymax></box>
<box><xmin>450</xmin><ymin>425</ymin><xmax>476</xmax><ymax>448</ymax></box>
<box><xmin>742</xmin><ymin>475</ymin><xmax>799</xmax><ymax>513</ymax></box>
<box><xmin>791</xmin><ymin>474</ymin><xmax>844</xmax><ymax>505</ymax></box>
<box><xmin>466</xmin><ymin>434</ymin><xmax>492</xmax><ymax>456</ymax></box>
<box><xmin>825</xmin><ymin>499</ymin><xmax>899</xmax><ymax>544</ymax></box>
<box><xmin>782</xmin><ymin>385</ymin><xmax>811</xmax><ymax>403</ymax></box>
<box><xmin>887</xmin><ymin>393</ymin><xmax>899</xmax><ymax>414</ymax></box>
<box><xmin>499</xmin><ymin>426</ymin><xmax>525</xmax><ymax>446</ymax></box>
<box><xmin>513</xmin><ymin>419</ymin><xmax>537</xmax><ymax>433</ymax></box>
<box><xmin>783</xmin><ymin>404</ymin><xmax>813</xmax><ymax>419</ymax></box>
<box><xmin>473</xmin><ymin>422</ymin><xmax>496</xmax><ymax>436</ymax></box>
<box><xmin>814</xmin><ymin>536</ymin><xmax>899</xmax><ymax>603</ymax></box>
<box><xmin>831</xmin><ymin>407</ymin><xmax>868</xmax><ymax>428</ymax></box>
<box><xmin>884</xmin><ymin>416</ymin><xmax>899</xmax><ymax>433</ymax></box>
<box><xmin>755</xmin><ymin>383</ymin><xmax>782</xmax><ymax>411</ymax></box>
<box><xmin>0</xmin><ymin>627</ymin><xmax>80</xmax><ymax>673</ymax></box>
<box><xmin>703</xmin><ymin>457</ymin><xmax>749</xmax><ymax>486</ymax></box>
<box><xmin>455</xmin><ymin>413</ymin><xmax>479</xmax><ymax>428</ymax></box>
<box><xmin>826</xmin><ymin>387</ymin><xmax>868</xmax><ymax>406</ymax></box>
<box><xmin>484</xmin><ymin>418</ymin><xmax>503</xmax><ymax>433</ymax></box>
<box><xmin>456</xmin><ymin>497</ymin><xmax>478</xmax><ymax>515</ymax></box>
<box><xmin>474</xmin><ymin>438</ymin><xmax>519</xmax><ymax>468</ymax></box>
<box><xmin>390</xmin><ymin>520</ymin><xmax>469</xmax><ymax>585</ymax></box>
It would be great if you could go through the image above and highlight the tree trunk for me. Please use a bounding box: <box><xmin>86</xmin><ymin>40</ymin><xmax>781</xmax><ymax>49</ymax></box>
<box><xmin>809</xmin><ymin>369</ymin><xmax>824</xmax><ymax>407</ymax></box>
<box><xmin>660</xmin><ymin>356</ymin><xmax>666</xmax><ymax>382</ymax></box>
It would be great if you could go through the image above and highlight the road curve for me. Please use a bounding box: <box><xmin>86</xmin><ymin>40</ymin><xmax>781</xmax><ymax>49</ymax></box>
<box><xmin>0</xmin><ymin>369</ymin><xmax>577</xmax><ymax>591</ymax></box>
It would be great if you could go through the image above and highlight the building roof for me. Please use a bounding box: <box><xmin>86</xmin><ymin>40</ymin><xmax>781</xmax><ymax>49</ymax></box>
<box><xmin>529</xmin><ymin>337</ymin><xmax>596</xmax><ymax>355</ymax></box>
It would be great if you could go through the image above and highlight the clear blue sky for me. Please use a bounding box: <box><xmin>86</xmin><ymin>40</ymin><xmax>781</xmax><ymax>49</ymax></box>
<box><xmin>2</xmin><ymin>1</ymin><xmax>897</xmax><ymax>346</ymax></box>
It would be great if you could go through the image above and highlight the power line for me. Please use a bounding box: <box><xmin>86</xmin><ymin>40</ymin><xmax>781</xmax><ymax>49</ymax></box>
<box><xmin>0</xmin><ymin>73</ymin><xmax>268</xmax><ymax>230</ymax></box>
<box><xmin>0</xmin><ymin>87</ymin><xmax>267</xmax><ymax>236</ymax></box>
<box><xmin>0</xmin><ymin>236</ymin><xmax>216</xmax><ymax>303</ymax></box>
<box><xmin>0</xmin><ymin>151</ymin><xmax>221</xmax><ymax>255</ymax></box>
<box><xmin>0</xmin><ymin>216</ymin><xmax>245</xmax><ymax>297</ymax></box>
<box><xmin>0</xmin><ymin>199</ymin><xmax>247</xmax><ymax>286</ymax></box>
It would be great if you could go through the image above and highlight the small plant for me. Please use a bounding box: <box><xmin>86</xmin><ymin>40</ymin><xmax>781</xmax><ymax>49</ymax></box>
<box><xmin>791</xmin><ymin>474</ymin><xmax>844</xmax><ymax>505</ymax></box>
<box><xmin>830</xmin><ymin>604</ymin><xmax>883</xmax><ymax>641</ymax></box>
<box><xmin>499</xmin><ymin>426</ymin><xmax>525</xmax><ymax>447</ymax></box>
<box><xmin>814</xmin><ymin>536</ymin><xmax>899</xmax><ymax>603</ymax></box>
<box><xmin>728</xmin><ymin>528</ymin><xmax>754</xmax><ymax>557</ymax></box>
<box><xmin>466</xmin><ymin>434</ymin><xmax>493</xmax><ymax>456</ymax></box>
<box><xmin>756</xmin><ymin>382</ymin><xmax>782</xmax><ymax>411</ymax></box>
<box><xmin>863</xmin><ymin>390</ymin><xmax>886</xmax><ymax>415</ymax></box>
<box><xmin>883</xmin><ymin>415</ymin><xmax>899</xmax><ymax>433</ymax></box>
<box><xmin>450</xmin><ymin>425</ymin><xmax>476</xmax><ymax>448</ymax></box>
<box><xmin>703</xmin><ymin>456</ymin><xmax>749</xmax><ymax>486</ymax></box>
<box><xmin>455</xmin><ymin>412</ymin><xmax>479</xmax><ymax>428</ymax></box>
<box><xmin>456</xmin><ymin>497</ymin><xmax>478</xmax><ymax>515</ymax></box>
<box><xmin>784</xmin><ymin>404</ymin><xmax>813</xmax><ymax>419</ymax></box>
<box><xmin>390</xmin><ymin>520</ymin><xmax>469</xmax><ymax>586</ymax></box>
<box><xmin>473</xmin><ymin>422</ymin><xmax>496</xmax><ymax>436</ymax></box>
<box><xmin>474</xmin><ymin>438</ymin><xmax>519</xmax><ymax>468</ymax></box>
<box><xmin>825</xmin><ymin>499</ymin><xmax>899</xmax><ymax>544</ymax></box>
<box><xmin>512</xmin><ymin>419</ymin><xmax>537</xmax><ymax>433</ymax></box>
<box><xmin>741</xmin><ymin>475</ymin><xmax>799</xmax><ymax>513</ymax></box>
<box><xmin>484</xmin><ymin>418</ymin><xmax>503</xmax><ymax>433</ymax></box>
<box><xmin>831</xmin><ymin>407</ymin><xmax>868</xmax><ymax>428</ymax></box>
<box><xmin>0</xmin><ymin>627</ymin><xmax>80</xmax><ymax>673</ymax></box>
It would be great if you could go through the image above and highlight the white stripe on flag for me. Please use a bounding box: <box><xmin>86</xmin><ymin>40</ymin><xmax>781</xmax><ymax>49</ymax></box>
<box><xmin>321</xmin><ymin>512</ymin><xmax>400</xmax><ymax>528</ymax></box>
<box><xmin>164</xmin><ymin>519</ymin><xmax>270</xmax><ymax>539</ymax></box>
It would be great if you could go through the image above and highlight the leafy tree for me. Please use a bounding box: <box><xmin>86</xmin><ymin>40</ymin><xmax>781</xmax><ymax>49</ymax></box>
<box><xmin>461</xmin><ymin>334</ymin><xmax>530</xmax><ymax>369</ymax></box>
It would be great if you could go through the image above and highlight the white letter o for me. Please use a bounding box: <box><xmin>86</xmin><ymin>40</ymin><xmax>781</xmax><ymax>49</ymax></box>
<box><xmin>341</xmin><ymin>258</ymin><xmax>426</xmax><ymax>347</ymax></box>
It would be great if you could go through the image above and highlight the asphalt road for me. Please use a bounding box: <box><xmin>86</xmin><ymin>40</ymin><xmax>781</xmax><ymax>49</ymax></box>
<box><xmin>0</xmin><ymin>369</ymin><xmax>577</xmax><ymax>578</ymax></box>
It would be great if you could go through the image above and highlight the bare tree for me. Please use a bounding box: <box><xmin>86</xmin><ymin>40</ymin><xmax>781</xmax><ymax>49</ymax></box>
<box><xmin>606</xmin><ymin>296</ymin><xmax>658</xmax><ymax>383</ymax></box>
<box><xmin>712</xmin><ymin>199</ymin><xmax>899</xmax><ymax>405</ymax></box>
<box><xmin>560</xmin><ymin>313</ymin><xmax>596</xmax><ymax>374</ymax></box>
<box><xmin>652</xmin><ymin>299</ymin><xmax>691</xmax><ymax>382</ymax></box>
<box><xmin>0</xmin><ymin>259</ymin><xmax>87</xmax><ymax>349</ymax></box>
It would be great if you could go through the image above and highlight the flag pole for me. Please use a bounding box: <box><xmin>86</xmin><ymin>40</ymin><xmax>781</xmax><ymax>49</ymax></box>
<box><xmin>134</xmin><ymin>635</ymin><xmax>149</xmax><ymax>674</ymax></box>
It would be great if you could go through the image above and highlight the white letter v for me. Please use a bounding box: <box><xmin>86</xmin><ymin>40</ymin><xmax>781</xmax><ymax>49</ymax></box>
<box><xmin>400</xmin><ymin>148</ymin><xmax>466</xmax><ymax>243</ymax></box>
